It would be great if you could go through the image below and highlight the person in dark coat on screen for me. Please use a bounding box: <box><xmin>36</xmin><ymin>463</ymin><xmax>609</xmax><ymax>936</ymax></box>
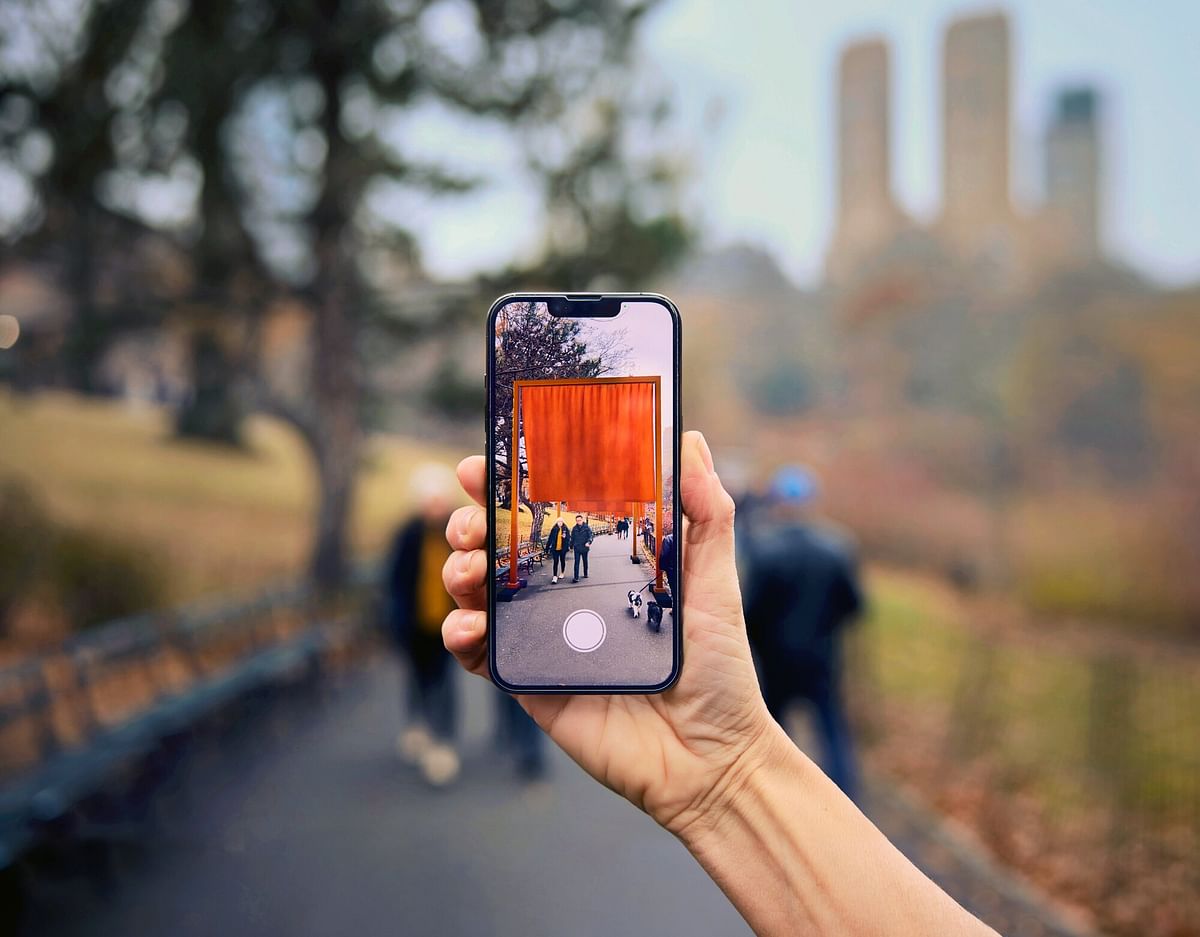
<box><xmin>739</xmin><ymin>466</ymin><xmax>865</xmax><ymax>802</ymax></box>
<box><xmin>659</xmin><ymin>525</ymin><xmax>677</xmax><ymax>613</ymax></box>
<box><xmin>570</xmin><ymin>514</ymin><xmax>593</xmax><ymax>582</ymax></box>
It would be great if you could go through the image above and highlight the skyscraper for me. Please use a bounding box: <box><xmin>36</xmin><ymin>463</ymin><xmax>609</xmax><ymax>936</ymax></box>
<box><xmin>941</xmin><ymin>11</ymin><xmax>1012</xmax><ymax>249</ymax></box>
<box><xmin>826</xmin><ymin>38</ymin><xmax>901</xmax><ymax>283</ymax></box>
<box><xmin>1044</xmin><ymin>88</ymin><xmax>1101</xmax><ymax>263</ymax></box>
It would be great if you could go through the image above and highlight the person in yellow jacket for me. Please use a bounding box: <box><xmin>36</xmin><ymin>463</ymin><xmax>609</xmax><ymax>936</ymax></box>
<box><xmin>383</xmin><ymin>463</ymin><xmax>461</xmax><ymax>786</ymax></box>
<box><xmin>547</xmin><ymin>516</ymin><xmax>571</xmax><ymax>584</ymax></box>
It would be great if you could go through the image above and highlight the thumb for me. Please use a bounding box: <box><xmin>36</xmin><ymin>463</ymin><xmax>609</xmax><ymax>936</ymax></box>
<box><xmin>679</xmin><ymin>431</ymin><xmax>738</xmax><ymax>552</ymax></box>
<box><xmin>678</xmin><ymin>431</ymin><xmax>746</xmax><ymax>638</ymax></box>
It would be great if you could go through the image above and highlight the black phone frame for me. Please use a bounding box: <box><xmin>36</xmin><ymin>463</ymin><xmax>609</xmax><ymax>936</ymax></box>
<box><xmin>485</xmin><ymin>292</ymin><xmax>683</xmax><ymax>694</ymax></box>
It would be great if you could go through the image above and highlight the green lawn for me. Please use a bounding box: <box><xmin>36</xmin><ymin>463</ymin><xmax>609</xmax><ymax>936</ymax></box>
<box><xmin>493</xmin><ymin>504</ymin><xmax>533</xmax><ymax>549</ymax></box>
<box><xmin>858</xmin><ymin>567</ymin><xmax>1199</xmax><ymax>829</ymax></box>
<box><xmin>0</xmin><ymin>390</ymin><xmax>468</xmax><ymax>602</ymax></box>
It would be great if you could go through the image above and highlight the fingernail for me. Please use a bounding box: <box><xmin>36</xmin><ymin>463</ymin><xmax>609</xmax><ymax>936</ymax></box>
<box><xmin>458</xmin><ymin>511</ymin><xmax>472</xmax><ymax>540</ymax></box>
<box><xmin>457</xmin><ymin>550</ymin><xmax>473</xmax><ymax>573</ymax></box>
<box><xmin>461</xmin><ymin>613</ymin><xmax>481</xmax><ymax>634</ymax></box>
<box><xmin>696</xmin><ymin>432</ymin><xmax>715</xmax><ymax>474</ymax></box>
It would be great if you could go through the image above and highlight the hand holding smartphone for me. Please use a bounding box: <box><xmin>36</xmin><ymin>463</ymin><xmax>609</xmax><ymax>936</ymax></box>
<box><xmin>446</xmin><ymin>344</ymin><xmax>996</xmax><ymax>936</ymax></box>
<box><xmin>486</xmin><ymin>294</ymin><xmax>682</xmax><ymax>693</ymax></box>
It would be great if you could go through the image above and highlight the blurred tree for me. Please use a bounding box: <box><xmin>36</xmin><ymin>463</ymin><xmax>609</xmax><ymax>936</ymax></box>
<box><xmin>744</xmin><ymin>359</ymin><xmax>814</xmax><ymax>416</ymax></box>
<box><xmin>2</xmin><ymin>0</ymin><xmax>689</xmax><ymax>588</ymax></box>
<box><xmin>0</xmin><ymin>0</ymin><xmax>163</xmax><ymax>390</ymax></box>
<box><xmin>155</xmin><ymin>0</ymin><xmax>273</xmax><ymax>445</ymax></box>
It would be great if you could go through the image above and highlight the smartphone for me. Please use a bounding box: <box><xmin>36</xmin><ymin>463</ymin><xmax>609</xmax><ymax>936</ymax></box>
<box><xmin>486</xmin><ymin>294</ymin><xmax>682</xmax><ymax>694</ymax></box>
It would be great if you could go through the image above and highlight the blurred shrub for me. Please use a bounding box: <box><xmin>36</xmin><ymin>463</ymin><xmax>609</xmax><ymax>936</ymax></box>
<box><xmin>743</xmin><ymin>361</ymin><xmax>814</xmax><ymax>416</ymax></box>
<box><xmin>0</xmin><ymin>482</ymin><xmax>53</xmax><ymax>622</ymax></box>
<box><xmin>426</xmin><ymin>360</ymin><xmax>483</xmax><ymax>420</ymax></box>
<box><xmin>0</xmin><ymin>482</ymin><xmax>164</xmax><ymax>641</ymax></box>
<box><xmin>1012</xmin><ymin>490</ymin><xmax>1200</xmax><ymax>634</ymax></box>
<box><xmin>818</xmin><ymin>448</ymin><xmax>996</xmax><ymax>582</ymax></box>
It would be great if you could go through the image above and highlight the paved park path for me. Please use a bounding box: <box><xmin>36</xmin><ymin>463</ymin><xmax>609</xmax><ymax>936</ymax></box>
<box><xmin>495</xmin><ymin>529</ymin><xmax>673</xmax><ymax>687</ymax></box>
<box><xmin>29</xmin><ymin>655</ymin><xmax>1089</xmax><ymax>937</ymax></box>
<box><xmin>28</xmin><ymin>658</ymin><xmax>748</xmax><ymax>937</ymax></box>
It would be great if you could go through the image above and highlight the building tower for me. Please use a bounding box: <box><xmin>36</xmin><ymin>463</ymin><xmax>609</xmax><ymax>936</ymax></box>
<box><xmin>1044</xmin><ymin>87</ymin><xmax>1101</xmax><ymax>264</ymax></box>
<box><xmin>941</xmin><ymin>11</ymin><xmax>1012</xmax><ymax>253</ymax></box>
<box><xmin>826</xmin><ymin>38</ymin><xmax>901</xmax><ymax>283</ymax></box>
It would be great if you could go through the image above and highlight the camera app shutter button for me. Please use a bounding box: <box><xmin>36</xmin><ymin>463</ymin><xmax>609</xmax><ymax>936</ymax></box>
<box><xmin>563</xmin><ymin>610</ymin><xmax>606</xmax><ymax>652</ymax></box>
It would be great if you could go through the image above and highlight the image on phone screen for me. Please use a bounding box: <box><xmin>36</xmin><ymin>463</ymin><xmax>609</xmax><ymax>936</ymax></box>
<box><xmin>489</xmin><ymin>297</ymin><xmax>680</xmax><ymax>692</ymax></box>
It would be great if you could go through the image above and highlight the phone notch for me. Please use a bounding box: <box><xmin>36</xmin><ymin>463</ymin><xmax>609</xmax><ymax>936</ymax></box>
<box><xmin>547</xmin><ymin>295</ymin><xmax>622</xmax><ymax>318</ymax></box>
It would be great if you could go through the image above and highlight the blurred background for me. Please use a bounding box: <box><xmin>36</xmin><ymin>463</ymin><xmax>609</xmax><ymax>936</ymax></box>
<box><xmin>0</xmin><ymin>1</ymin><xmax>1196</xmax><ymax>936</ymax></box>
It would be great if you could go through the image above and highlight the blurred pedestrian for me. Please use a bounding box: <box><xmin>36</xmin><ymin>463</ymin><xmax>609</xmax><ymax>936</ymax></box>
<box><xmin>740</xmin><ymin>466</ymin><xmax>864</xmax><ymax>802</ymax></box>
<box><xmin>496</xmin><ymin>690</ymin><xmax>547</xmax><ymax>781</ymax></box>
<box><xmin>383</xmin><ymin>462</ymin><xmax>462</xmax><ymax>786</ymax></box>
<box><xmin>547</xmin><ymin>516</ymin><xmax>570</xmax><ymax>584</ymax></box>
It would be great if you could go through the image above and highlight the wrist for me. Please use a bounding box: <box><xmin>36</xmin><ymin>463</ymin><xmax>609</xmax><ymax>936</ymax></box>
<box><xmin>667</xmin><ymin>709</ymin><xmax>795</xmax><ymax>849</ymax></box>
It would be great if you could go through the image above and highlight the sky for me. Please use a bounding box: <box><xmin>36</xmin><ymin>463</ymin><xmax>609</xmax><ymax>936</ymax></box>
<box><xmin>415</xmin><ymin>0</ymin><xmax>1200</xmax><ymax>289</ymax></box>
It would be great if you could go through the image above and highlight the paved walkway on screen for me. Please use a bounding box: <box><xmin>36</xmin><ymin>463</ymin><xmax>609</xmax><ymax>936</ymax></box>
<box><xmin>494</xmin><ymin>529</ymin><xmax>673</xmax><ymax>688</ymax></box>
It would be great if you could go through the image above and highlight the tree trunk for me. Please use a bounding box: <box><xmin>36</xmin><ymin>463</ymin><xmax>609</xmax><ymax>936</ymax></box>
<box><xmin>529</xmin><ymin>499</ymin><xmax>546</xmax><ymax>545</ymax></box>
<box><xmin>175</xmin><ymin>327</ymin><xmax>243</xmax><ymax>445</ymax></box>
<box><xmin>62</xmin><ymin>204</ymin><xmax>101</xmax><ymax>393</ymax></box>
<box><xmin>311</xmin><ymin>432</ymin><xmax>356</xmax><ymax>589</ymax></box>
<box><xmin>307</xmin><ymin>231</ymin><xmax>359</xmax><ymax>590</ymax></box>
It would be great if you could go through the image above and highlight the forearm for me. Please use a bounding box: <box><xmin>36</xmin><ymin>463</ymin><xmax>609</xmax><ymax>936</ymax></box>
<box><xmin>678</xmin><ymin>726</ymin><xmax>997</xmax><ymax>937</ymax></box>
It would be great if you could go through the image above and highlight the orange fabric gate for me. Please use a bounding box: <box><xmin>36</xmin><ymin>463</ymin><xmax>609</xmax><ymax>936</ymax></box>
<box><xmin>522</xmin><ymin>380</ymin><xmax>656</xmax><ymax>502</ymax></box>
<box><xmin>507</xmin><ymin>377</ymin><xmax>663</xmax><ymax>590</ymax></box>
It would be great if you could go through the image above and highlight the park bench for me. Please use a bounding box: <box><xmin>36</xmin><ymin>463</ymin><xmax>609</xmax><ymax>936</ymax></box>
<box><xmin>495</xmin><ymin>540</ymin><xmax>544</xmax><ymax>581</ymax></box>
<box><xmin>0</xmin><ymin>579</ymin><xmax>364</xmax><ymax>882</ymax></box>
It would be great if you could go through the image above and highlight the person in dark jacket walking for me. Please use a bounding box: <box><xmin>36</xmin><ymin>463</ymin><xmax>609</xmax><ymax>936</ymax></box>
<box><xmin>739</xmin><ymin>466</ymin><xmax>864</xmax><ymax>802</ymax></box>
<box><xmin>641</xmin><ymin>517</ymin><xmax>655</xmax><ymax>555</ymax></box>
<box><xmin>659</xmin><ymin>527</ymin><xmax>677</xmax><ymax>611</ymax></box>
<box><xmin>570</xmin><ymin>514</ymin><xmax>593</xmax><ymax>582</ymax></box>
<box><xmin>495</xmin><ymin>689</ymin><xmax>547</xmax><ymax>781</ymax></box>
<box><xmin>547</xmin><ymin>516</ymin><xmax>571</xmax><ymax>584</ymax></box>
<box><xmin>383</xmin><ymin>463</ymin><xmax>462</xmax><ymax>787</ymax></box>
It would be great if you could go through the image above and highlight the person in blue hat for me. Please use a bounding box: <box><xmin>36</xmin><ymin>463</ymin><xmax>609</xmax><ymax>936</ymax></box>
<box><xmin>739</xmin><ymin>465</ymin><xmax>865</xmax><ymax>802</ymax></box>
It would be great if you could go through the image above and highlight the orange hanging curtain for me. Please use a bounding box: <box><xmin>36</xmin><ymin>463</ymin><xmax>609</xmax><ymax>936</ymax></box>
<box><xmin>522</xmin><ymin>379</ymin><xmax>656</xmax><ymax>503</ymax></box>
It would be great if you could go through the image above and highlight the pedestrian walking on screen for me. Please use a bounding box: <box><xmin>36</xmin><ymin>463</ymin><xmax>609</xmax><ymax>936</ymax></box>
<box><xmin>659</xmin><ymin>525</ymin><xmax>677</xmax><ymax>612</ymax></box>
<box><xmin>548</xmin><ymin>516</ymin><xmax>570</xmax><ymax>584</ymax></box>
<box><xmin>570</xmin><ymin>513</ymin><xmax>593</xmax><ymax>582</ymax></box>
<box><xmin>739</xmin><ymin>466</ymin><xmax>865</xmax><ymax>802</ymax></box>
<box><xmin>383</xmin><ymin>463</ymin><xmax>462</xmax><ymax>787</ymax></box>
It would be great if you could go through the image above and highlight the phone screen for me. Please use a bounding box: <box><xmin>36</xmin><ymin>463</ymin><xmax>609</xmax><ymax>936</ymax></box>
<box><xmin>488</xmin><ymin>296</ymin><xmax>681</xmax><ymax>692</ymax></box>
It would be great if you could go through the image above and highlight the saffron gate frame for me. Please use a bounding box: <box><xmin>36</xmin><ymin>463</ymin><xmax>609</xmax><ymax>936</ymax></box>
<box><xmin>507</xmin><ymin>375</ymin><xmax>662</xmax><ymax>593</ymax></box>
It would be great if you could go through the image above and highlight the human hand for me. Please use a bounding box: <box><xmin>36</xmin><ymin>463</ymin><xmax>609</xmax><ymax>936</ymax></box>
<box><xmin>441</xmin><ymin>431</ymin><xmax>784</xmax><ymax>837</ymax></box>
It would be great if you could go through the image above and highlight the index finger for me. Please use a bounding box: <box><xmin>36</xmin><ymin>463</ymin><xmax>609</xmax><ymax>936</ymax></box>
<box><xmin>456</xmin><ymin>455</ymin><xmax>486</xmax><ymax>508</ymax></box>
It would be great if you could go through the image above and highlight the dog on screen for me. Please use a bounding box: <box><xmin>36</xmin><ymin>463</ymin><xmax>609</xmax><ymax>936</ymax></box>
<box><xmin>626</xmin><ymin>589</ymin><xmax>644</xmax><ymax>618</ymax></box>
<box><xmin>646</xmin><ymin>601</ymin><xmax>663</xmax><ymax>632</ymax></box>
